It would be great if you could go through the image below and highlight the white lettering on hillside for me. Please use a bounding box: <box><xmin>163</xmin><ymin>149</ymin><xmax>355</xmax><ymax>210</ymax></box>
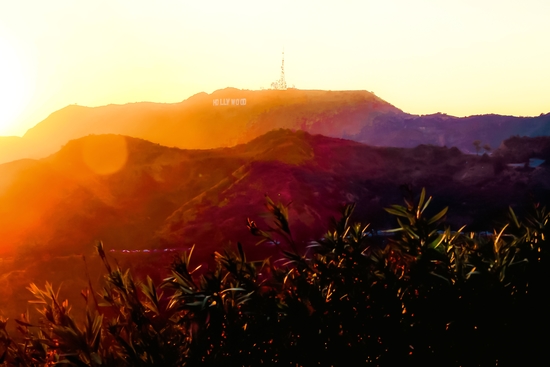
<box><xmin>213</xmin><ymin>98</ymin><xmax>247</xmax><ymax>106</ymax></box>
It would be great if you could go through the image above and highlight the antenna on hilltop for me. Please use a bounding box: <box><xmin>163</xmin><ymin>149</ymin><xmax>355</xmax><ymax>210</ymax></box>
<box><xmin>280</xmin><ymin>50</ymin><xmax>287</xmax><ymax>89</ymax></box>
<box><xmin>270</xmin><ymin>50</ymin><xmax>287</xmax><ymax>90</ymax></box>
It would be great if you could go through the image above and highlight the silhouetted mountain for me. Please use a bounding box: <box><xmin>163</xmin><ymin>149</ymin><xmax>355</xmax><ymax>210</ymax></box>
<box><xmin>2</xmin><ymin>89</ymin><xmax>549</xmax><ymax>164</ymax></box>
<box><xmin>3</xmin><ymin>89</ymin><xmax>401</xmax><ymax>164</ymax></box>
<box><xmin>361</xmin><ymin>112</ymin><xmax>550</xmax><ymax>153</ymax></box>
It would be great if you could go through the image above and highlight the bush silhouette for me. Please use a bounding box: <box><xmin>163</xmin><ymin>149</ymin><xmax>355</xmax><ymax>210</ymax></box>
<box><xmin>0</xmin><ymin>189</ymin><xmax>547</xmax><ymax>366</ymax></box>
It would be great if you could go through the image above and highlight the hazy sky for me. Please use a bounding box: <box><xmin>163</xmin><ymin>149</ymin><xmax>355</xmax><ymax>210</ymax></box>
<box><xmin>0</xmin><ymin>0</ymin><xmax>549</xmax><ymax>136</ymax></box>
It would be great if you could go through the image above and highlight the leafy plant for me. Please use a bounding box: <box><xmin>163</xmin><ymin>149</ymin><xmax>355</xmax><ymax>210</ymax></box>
<box><xmin>0</xmin><ymin>189</ymin><xmax>548</xmax><ymax>366</ymax></box>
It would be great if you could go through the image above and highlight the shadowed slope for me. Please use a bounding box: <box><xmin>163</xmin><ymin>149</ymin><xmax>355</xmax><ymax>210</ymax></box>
<box><xmin>2</xmin><ymin>130</ymin><xmax>550</xmax><ymax>260</ymax></box>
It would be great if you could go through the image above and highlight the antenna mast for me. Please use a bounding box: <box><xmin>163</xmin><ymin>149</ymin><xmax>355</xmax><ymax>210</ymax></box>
<box><xmin>271</xmin><ymin>50</ymin><xmax>287</xmax><ymax>90</ymax></box>
<box><xmin>279</xmin><ymin>50</ymin><xmax>287</xmax><ymax>90</ymax></box>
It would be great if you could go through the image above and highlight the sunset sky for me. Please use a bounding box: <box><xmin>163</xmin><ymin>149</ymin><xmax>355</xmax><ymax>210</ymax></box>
<box><xmin>0</xmin><ymin>0</ymin><xmax>549</xmax><ymax>136</ymax></box>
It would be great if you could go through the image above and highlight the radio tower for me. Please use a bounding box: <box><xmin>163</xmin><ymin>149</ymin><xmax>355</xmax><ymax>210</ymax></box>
<box><xmin>271</xmin><ymin>50</ymin><xmax>287</xmax><ymax>90</ymax></box>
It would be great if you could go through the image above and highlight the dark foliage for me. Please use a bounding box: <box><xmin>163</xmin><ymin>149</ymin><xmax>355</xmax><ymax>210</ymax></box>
<box><xmin>0</xmin><ymin>190</ymin><xmax>548</xmax><ymax>366</ymax></box>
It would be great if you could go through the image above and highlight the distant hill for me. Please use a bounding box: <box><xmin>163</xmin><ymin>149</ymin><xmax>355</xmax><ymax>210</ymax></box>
<box><xmin>2</xmin><ymin>89</ymin><xmax>403</xmax><ymax>164</ymax></box>
<box><xmin>362</xmin><ymin>112</ymin><xmax>550</xmax><ymax>152</ymax></box>
<box><xmin>0</xmin><ymin>136</ymin><xmax>27</xmax><ymax>163</ymax></box>
<box><xmin>2</xmin><ymin>88</ymin><xmax>549</xmax><ymax>164</ymax></box>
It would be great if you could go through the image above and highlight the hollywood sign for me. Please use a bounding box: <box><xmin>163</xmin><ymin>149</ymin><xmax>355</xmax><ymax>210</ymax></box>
<box><xmin>213</xmin><ymin>98</ymin><xmax>247</xmax><ymax>106</ymax></box>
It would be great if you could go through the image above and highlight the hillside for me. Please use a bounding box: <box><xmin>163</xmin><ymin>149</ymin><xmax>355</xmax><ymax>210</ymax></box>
<box><xmin>3</xmin><ymin>130</ymin><xmax>550</xmax><ymax>256</ymax></box>
<box><xmin>2</xmin><ymin>88</ymin><xmax>549</xmax><ymax>165</ymax></box>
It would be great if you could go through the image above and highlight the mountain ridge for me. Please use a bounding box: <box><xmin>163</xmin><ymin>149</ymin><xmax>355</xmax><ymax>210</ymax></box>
<box><xmin>3</xmin><ymin>88</ymin><xmax>549</xmax><ymax>165</ymax></box>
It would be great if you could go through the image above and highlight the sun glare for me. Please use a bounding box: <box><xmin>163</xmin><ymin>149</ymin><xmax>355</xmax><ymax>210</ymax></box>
<box><xmin>82</xmin><ymin>135</ymin><xmax>128</xmax><ymax>175</ymax></box>
<box><xmin>0</xmin><ymin>37</ymin><xmax>31</xmax><ymax>136</ymax></box>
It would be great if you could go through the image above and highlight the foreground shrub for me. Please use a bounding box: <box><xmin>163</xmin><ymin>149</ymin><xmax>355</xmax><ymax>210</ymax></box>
<box><xmin>0</xmin><ymin>189</ymin><xmax>548</xmax><ymax>366</ymax></box>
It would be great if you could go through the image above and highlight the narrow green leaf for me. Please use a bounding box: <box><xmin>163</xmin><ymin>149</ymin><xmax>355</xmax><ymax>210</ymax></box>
<box><xmin>385</xmin><ymin>207</ymin><xmax>410</xmax><ymax>218</ymax></box>
<box><xmin>418</xmin><ymin>188</ymin><xmax>426</xmax><ymax>210</ymax></box>
<box><xmin>421</xmin><ymin>196</ymin><xmax>433</xmax><ymax>214</ymax></box>
<box><xmin>509</xmin><ymin>206</ymin><xmax>521</xmax><ymax>228</ymax></box>
<box><xmin>428</xmin><ymin>206</ymin><xmax>448</xmax><ymax>224</ymax></box>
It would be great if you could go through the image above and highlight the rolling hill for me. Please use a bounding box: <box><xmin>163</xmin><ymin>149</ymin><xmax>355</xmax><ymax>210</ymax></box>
<box><xmin>2</xmin><ymin>88</ymin><xmax>549</xmax><ymax>165</ymax></box>
<box><xmin>1</xmin><ymin>130</ymin><xmax>549</xmax><ymax>261</ymax></box>
<box><xmin>1</xmin><ymin>130</ymin><xmax>550</xmax><ymax>325</ymax></box>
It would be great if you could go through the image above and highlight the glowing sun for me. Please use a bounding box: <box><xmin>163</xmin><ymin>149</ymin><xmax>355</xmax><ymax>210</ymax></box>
<box><xmin>0</xmin><ymin>37</ymin><xmax>31</xmax><ymax>136</ymax></box>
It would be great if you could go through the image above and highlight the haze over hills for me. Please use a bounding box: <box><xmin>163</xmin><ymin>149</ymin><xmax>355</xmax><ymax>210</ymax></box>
<box><xmin>1</xmin><ymin>89</ymin><xmax>403</xmax><ymax>164</ymax></box>
<box><xmin>1</xmin><ymin>88</ymin><xmax>549</xmax><ymax>165</ymax></box>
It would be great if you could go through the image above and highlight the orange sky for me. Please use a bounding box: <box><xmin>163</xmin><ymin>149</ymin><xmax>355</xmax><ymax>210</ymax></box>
<box><xmin>0</xmin><ymin>0</ymin><xmax>549</xmax><ymax>136</ymax></box>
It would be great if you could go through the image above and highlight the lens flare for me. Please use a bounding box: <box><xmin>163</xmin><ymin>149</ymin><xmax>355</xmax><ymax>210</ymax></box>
<box><xmin>82</xmin><ymin>135</ymin><xmax>128</xmax><ymax>175</ymax></box>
